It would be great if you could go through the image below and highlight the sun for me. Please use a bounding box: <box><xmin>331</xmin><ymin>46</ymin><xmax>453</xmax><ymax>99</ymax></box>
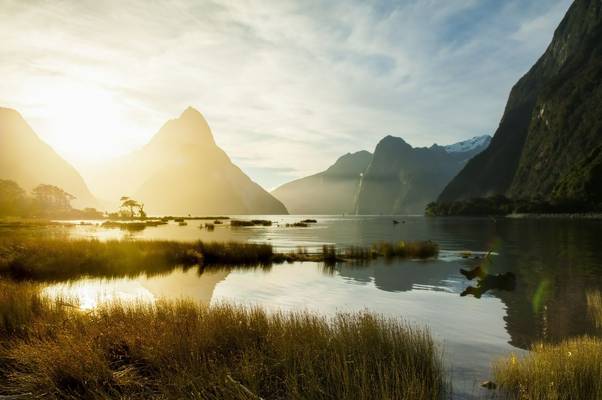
<box><xmin>22</xmin><ymin>79</ymin><xmax>139</xmax><ymax>163</ymax></box>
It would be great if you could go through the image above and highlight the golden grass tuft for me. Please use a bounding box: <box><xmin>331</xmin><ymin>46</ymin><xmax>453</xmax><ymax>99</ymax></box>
<box><xmin>0</xmin><ymin>237</ymin><xmax>440</xmax><ymax>282</ymax></box>
<box><xmin>493</xmin><ymin>336</ymin><xmax>602</xmax><ymax>399</ymax></box>
<box><xmin>587</xmin><ymin>290</ymin><xmax>602</xmax><ymax>330</ymax></box>
<box><xmin>0</xmin><ymin>280</ymin><xmax>448</xmax><ymax>399</ymax></box>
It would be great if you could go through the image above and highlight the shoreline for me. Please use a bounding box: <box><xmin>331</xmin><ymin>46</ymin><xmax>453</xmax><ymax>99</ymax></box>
<box><xmin>505</xmin><ymin>213</ymin><xmax>602</xmax><ymax>220</ymax></box>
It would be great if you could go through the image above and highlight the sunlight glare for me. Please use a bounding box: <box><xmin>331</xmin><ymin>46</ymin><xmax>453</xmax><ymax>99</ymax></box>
<box><xmin>24</xmin><ymin>79</ymin><xmax>141</xmax><ymax>162</ymax></box>
<box><xmin>43</xmin><ymin>278</ymin><xmax>156</xmax><ymax>310</ymax></box>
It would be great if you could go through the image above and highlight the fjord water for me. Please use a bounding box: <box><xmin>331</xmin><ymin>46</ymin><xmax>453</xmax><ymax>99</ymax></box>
<box><xmin>34</xmin><ymin>216</ymin><xmax>602</xmax><ymax>398</ymax></box>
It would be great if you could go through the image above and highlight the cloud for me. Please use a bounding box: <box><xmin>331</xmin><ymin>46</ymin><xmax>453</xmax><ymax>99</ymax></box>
<box><xmin>0</xmin><ymin>0</ymin><xmax>572</xmax><ymax>188</ymax></box>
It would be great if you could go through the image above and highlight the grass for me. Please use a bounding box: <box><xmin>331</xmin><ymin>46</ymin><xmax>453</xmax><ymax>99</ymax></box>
<box><xmin>0</xmin><ymin>218</ymin><xmax>74</xmax><ymax>228</ymax></box>
<box><xmin>371</xmin><ymin>241</ymin><xmax>440</xmax><ymax>259</ymax></box>
<box><xmin>230</xmin><ymin>219</ymin><xmax>273</xmax><ymax>227</ymax></box>
<box><xmin>0</xmin><ymin>280</ymin><xmax>447</xmax><ymax>399</ymax></box>
<box><xmin>587</xmin><ymin>290</ymin><xmax>602</xmax><ymax>330</ymax></box>
<box><xmin>202</xmin><ymin>222</ymin><xmax>216</xmax><ymax>231</ymax></box>
<box><xmin>101</xmin><ymin>220</ymin><xmax>168</xmax><ymax>231</ymax></box>
<box><xmin>493</xmin><ymin>337</ymin><xmax>602</xmax><ymax>399</ymax></box>
<box><xmin>0</xmin><ymin>238</ymin><xmax>280</xmax><ymax>281</ymax></box>
<box><xmin>286</xmin><ymin>222</ymin><xmax>309</xmax><ymax>227</ymax></box>
<box><xmin>0</xmin><ymin>237</ymin><xmax>439</xmax><ymax>281</ymax></box>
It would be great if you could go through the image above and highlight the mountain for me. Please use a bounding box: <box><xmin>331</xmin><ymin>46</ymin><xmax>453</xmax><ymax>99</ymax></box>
<box><xmin>272</xmin><ymin>151</ymin><xmax>372</xmax><ymax>214</ymax></box>
<box><xmin>355</xmin><ymin>135</ymin><xmax>490</xmax><ymax>215</ymax></box>
<box><xmin>439</xmin><ymin>0</ymin><xmax>602</xmax><ymax>207</ymax></box>
<box><xmin>87</xmin><ymin>107</ymin><xmax>287</xmax><ymax>215</ymax></box>
<box><xmin>0</xmin><ymin>107</ymin><xmax>97</xmax><ymax>208</ymax></box>
<box><xmin>443</xmin><ymin>135</ymin><xmax>491</xmax><ymax>156</ymax></box>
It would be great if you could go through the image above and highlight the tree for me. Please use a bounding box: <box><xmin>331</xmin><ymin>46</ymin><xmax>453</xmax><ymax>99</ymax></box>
<box><xmin>120</xmin><ymin>196</ymin><xmax>145</xmax><ymax>219</ymax></box>
<box><xmin>0</xmin><ymin>179</ymin><xmax>27</xmax><ymax>216</ymax></box>
<box><xmin>138</xmin><ymin>202</ymin><xmax>147</xmax><ymax>219</ymax></box>
<box><xmin>32</xmin><ymin>184</ymin><xmax>75</xmax><ymax>211</ymax></box>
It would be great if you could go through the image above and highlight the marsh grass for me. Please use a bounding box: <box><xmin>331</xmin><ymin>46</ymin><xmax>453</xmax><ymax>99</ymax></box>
<box><xmin>493</xmin><ymin>337</ymin><xmax>602</xmax><ymax>399</ymax></box>
<box><xmin>101</xmin><ymin>220</ymin><xmax>167</xmax><ymax>231</ymax></box>
<box><xmin>0</xmin><ymin>281</ymin><xmax>447</xmax><ymax>399</ymax></box>
<box><xmin>372</xmin><ymin>241</ymin><xmax>439</xmax><ymax>259</ymax></box>
<box><xmin>230</xmin><ymin>219</ymin><xmax>272</xmax><ymax>227</ymax></box>
<box><xmin>0</xmin><ymin>237</ymin><xmax>439</xmax><ymax>281</ymax></box>
<box><xmin>0</xmin><ymin>218</ymin><xmax>74</xmax><ymax>228</ymax></box>
<box><xmin>587</xmin><ymin>290</ymin><xmax>602</xmax><ymax>330</ymax></box>
<box><xmin>286</xmin><ymin>222</ymin><xmax>309</xmax><ymax>227</ymax></box>
<box><xmin>0</xmin><ymin>238</ymin><xmax>205</xmax><ymax>281</ymax></box>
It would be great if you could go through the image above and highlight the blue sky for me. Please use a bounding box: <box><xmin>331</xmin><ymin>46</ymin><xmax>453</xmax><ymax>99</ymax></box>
<box><xmin>0</xmin><ymin>0</ymin><xmax>572</xmax><ymax>189</ymax></box>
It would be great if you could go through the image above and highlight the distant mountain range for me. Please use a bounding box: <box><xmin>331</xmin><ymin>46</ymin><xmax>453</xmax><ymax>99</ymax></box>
<box><xmin>88</xmin><ymin>107</ymin><xmax>287</xmax><ymax>215</ymax></box>
<box><xmin>272</xmin><ymin>151</ymin><xmax>372</xmax><ymax>214</ymax></box>
<box><xmin>439</xmin><ymin>0</ymin><xmax>602</xmax><ymax>208</ymax></box>
<box><xmin>356</xmin><ymin>135</ymin><xmax>490</xmax><ymax>215</ymax></box>
<box><xmin>5</xmin><ymin>0</ymin><xmax>599</xmax><ymax>217</ymax></box>
<box><xmin>273</xmin><ymin>135</ymin><xmax>490</xmax><ymax>215</ymax></box>
<box><xmin>0</xmin><ymin>107</ymin><xmax>97</xmax><ymax>208</ymax></box>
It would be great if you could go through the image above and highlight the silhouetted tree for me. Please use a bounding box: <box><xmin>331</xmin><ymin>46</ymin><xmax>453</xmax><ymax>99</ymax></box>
<box><xmin>32</xmin><ymin>184</ymin><xmax>75</xmax><ymax>211</ymax></box>
<box><xmin>138</xmin><ymin>202</ymin><xmax>147</xmax><ymax>219</ymax></box>
<box><xmin>0</xmin><ymin>179</ymin><xmax>27</xmax><ymax>216</ymax></box>
<box><xmin>120</xmin><ymin>196</ymin><xmax>145</xmax><ymax>219</ymax></box>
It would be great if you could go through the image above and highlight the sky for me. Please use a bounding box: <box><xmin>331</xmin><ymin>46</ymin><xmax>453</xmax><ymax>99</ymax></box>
<box><xmin>0</xmin><ymin>0</ymin><xmax>572</xmax><ymax>190</ymax></box>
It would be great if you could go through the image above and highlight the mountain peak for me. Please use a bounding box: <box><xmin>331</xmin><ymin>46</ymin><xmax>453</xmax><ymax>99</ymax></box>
<box><xmin>0</xmin><ymin>107</ymin><xmax>26</xmax><ymax>126</ymax></box>
<box><xmin>180</xmin><ymin>106</ymin><xmax>204</xmax><ymax>119</ymax></box>
<box><xmin>146</xmin><ymin>107</ymin><xmax>215</xmax><ymax>150</ymax></box>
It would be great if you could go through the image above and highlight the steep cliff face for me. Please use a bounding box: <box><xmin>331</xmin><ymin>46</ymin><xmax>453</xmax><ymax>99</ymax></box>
<box><xmin>0</xmin><ymin>107</ymin><xmax>97</xmax><ymax>208</ymax></box>
<box><xmin>272</xmin><ymin>151</ymin><xmax>372</xmax><ymax>214</ymax></box>
<box><xmin>355</xmin><ymin>135</ymin><xmax>489</xmax><ymax>215</ymax></box>
<box><xmin>439</xmin><ymin>0</ymin><xmax>602</xmax><ymax>206</ymax></box>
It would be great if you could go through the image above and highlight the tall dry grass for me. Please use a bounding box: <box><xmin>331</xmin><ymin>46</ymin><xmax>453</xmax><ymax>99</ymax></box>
<box><xmin>493</xmin><ymin>336</ymin><xmax>602</xmax><ymax>399</ymax></box>
<box><xmin>0</xmin><ymin>237</ymin><xmax>440</xmax><ymax>281</ymax></box>
<box><xmin>587</xmin><ymin>290</ymin><xmax>602</xmax><ymax>330</ymax></box>
<box><xmin>0</xmin><ymin>280</ymin><xmax>447</xmax><ymax>399</ymax></box>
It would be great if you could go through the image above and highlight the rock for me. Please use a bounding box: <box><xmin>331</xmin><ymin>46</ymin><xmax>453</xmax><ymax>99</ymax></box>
<box><xmin>481</xmin><ymin>380</ymin><xmax>497</xmax><ymax>390</ymax></box>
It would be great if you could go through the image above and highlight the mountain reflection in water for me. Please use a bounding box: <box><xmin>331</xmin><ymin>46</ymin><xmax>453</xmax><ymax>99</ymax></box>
<box><xmin>21</xmin><ymin>215</ymin><xmax>602</xmax><ymax>399</ymax></box>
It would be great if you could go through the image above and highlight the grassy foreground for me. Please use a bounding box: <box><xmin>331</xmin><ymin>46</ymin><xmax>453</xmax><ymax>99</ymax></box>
<box><xmin>0</xmin><ymin>237</ymin><xmax>439</xmax><ymax>281</ymax></box>
<box><xmin>493</xmin><ymin>337</ymin><xmax>602</xmax><ymax>399</ymax></box>
<box><xmin>0</xmin><ymin>281</ymin><xmax>447</xmax><ymax>399</ymax></box>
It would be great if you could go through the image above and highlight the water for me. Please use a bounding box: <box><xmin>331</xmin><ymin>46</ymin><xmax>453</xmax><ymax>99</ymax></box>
<box><xmin>16</xmin><ymin>215</ymin><xmax>602</xmax><ymax>398</ymax></box>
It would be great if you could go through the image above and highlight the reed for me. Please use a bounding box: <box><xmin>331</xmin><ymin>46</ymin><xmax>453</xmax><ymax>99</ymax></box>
<box><xmin>230</xmin><ymin>219</ymin><xmax>272</xmax><ymax>227</ymax></box>
<box><xmin>371</xmin><ymin>241</ymin><xmax>439</xmax><ymax>259</ymax></box>
<box><xmin>493</xmin><ymin>336</ymin><xmax>602</xmax><ymax>399</ymax></box>
<box><xmin>0</xmin><ymin>280</ymin><xmax>447</xmax><ymax>399</ymax></box>
<box><xmin>0</xmin><ymin>237</ymin><xmax>440</xmax><ymax>281</ymax></box>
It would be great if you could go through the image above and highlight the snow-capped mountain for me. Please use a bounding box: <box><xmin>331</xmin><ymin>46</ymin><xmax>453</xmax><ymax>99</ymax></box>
<box><xmin>444</xmin><ymin>135</ymin><xmax>491</xmax><ymax>154</ymax></box>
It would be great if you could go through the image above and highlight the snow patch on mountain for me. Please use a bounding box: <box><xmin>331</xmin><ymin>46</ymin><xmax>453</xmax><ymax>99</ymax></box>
<box><xmin>444</xmin><ymin>135</ymin><xmax>491</xmax><ymax>154</ymax></box>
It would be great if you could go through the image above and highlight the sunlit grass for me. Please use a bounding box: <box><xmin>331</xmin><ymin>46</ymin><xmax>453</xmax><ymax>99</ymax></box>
<box><xmin>493</xmin><ymin>337</ymin><xmax>602</xmax><ymax>399</ymax></box>
<box><xmin>0</xmin><ymin>237</ymin><xmax>439</xmax><ymax>281</ymax></box>
<box><xmin>0</xmin><ymin>281</ymin><xmax>447</xmax><ymax>399</ymax></box>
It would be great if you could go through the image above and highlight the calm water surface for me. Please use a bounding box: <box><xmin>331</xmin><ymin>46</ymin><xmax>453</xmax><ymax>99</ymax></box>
<box><xmin>14</xmin><ymin>215</ymin><xmax>602</xmax><ymax>399</ymax></box>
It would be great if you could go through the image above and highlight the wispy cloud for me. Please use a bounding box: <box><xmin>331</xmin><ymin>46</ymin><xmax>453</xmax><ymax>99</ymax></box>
<box><xmin>0</xmin><ymin>0</ymin><xmax>572</xmax><ymax>189</ymax></box>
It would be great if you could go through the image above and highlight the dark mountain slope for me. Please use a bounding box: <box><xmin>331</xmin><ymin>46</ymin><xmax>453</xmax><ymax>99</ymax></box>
<box><xmin>439</xmin><ymin>0</ymin><xmax>602</xmax><ymax>207</ymax></box>
<box><xmin>355</xmin><ymin>135</ymin><xmax>490</xmax><ymax>215</ymax></box>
